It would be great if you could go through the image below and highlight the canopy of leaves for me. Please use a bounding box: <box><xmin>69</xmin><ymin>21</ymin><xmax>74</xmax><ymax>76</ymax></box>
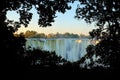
<box><xmin>75</xmin><ymin>0</ymin><xmax>120</xmax><ymax>38</ymax></box>
<box><xmin>0</xmin><ymin>0</ymin><xmax>75</xmax><ymax>30</ymax></box>
<box><xmin>75</xmin><ymin>0</ymin><xmax>120</xmax><ymax>69</ymax></box>
<box><xmin>0</xmin><ymin>0</ymin><xmax>76</xmax><ymax>71</ymax></box>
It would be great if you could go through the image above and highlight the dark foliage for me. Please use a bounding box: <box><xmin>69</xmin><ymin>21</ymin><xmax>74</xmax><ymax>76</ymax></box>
<box><xmin>0</xmin><ymin>0</ymin><xmax>76</xmax><ymax>74</ymax></box>
<box><xmin>75</xmin><ymin>0</ymin><xmax>120</xmax><ymax>70</ymax></box>
<box><xmin>0</xmin><ymin>0</ymin><xmax>120</xmax><ymax>77</ymax></box>
<box><xmin>24</xmin><ymin>49</ymin><xmax>67</xmax><ymax>66</ymax></box>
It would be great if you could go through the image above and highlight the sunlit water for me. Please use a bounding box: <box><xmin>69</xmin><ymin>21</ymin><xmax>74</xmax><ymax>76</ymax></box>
<box><xmin>25</xmin><ymin>38</ymin><xmax>90</xmax><ymax>62</ymax></box>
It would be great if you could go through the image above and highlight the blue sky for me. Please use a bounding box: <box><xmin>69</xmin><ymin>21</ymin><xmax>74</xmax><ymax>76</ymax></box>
<box><xmin>7</xmin><ymin>1</ymin><xmax>95</xmax><ymax>35</ymax></box>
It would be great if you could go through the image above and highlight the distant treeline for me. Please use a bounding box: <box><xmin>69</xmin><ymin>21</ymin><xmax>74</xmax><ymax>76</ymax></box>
<box><xmin>14</xmin><ymin>30</ymin><xmax>90</xmax><ymax>38</ymax></box>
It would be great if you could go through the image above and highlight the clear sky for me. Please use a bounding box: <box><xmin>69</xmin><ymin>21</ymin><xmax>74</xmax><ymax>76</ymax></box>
<box><xmin>7</xmin><ymin>1</ymin><xmax>95</xmax><ymax>35</ymax></box>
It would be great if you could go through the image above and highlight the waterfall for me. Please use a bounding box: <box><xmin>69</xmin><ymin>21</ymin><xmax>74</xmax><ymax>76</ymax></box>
<box><xmin>25</xmin><ymin>38</ymin><xmax>90</xmax><ymax>62</ymax></box>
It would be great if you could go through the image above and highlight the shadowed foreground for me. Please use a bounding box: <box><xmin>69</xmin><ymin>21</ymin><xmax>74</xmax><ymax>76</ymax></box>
<box><xmin>3</xmin><ymin>49</ymin><xmax>119</xmax><ymax>79</ymax></box>
<box><xmin>5</xmin><ymin>65</ymin><xmax>118</xmax><ymax>79</ymax></box>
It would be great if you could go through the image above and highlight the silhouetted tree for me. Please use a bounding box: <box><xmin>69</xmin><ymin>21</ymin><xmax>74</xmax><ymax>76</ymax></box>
<box><xmin>0</xmin><ymin>0</ymin><xmax>76</xmax><ymax>73</ymax></box>
<box><xmin>75</xmin><ymin>0</ymin><xmax>120</xmax><ymax>69</ymax></box>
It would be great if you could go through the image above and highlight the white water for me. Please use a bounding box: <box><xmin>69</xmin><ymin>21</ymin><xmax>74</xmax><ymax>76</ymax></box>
<box><xmin>25</xmin><ymin>38</ymin><xmax>90</xmax><ymax>62</ymax></box>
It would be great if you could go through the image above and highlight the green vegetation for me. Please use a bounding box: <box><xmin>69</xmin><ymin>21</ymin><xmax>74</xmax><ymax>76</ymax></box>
<box><xmin>15</xmin><ymin>30</ymin><xmax>90</xmax><ymax>38</ymax></box>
